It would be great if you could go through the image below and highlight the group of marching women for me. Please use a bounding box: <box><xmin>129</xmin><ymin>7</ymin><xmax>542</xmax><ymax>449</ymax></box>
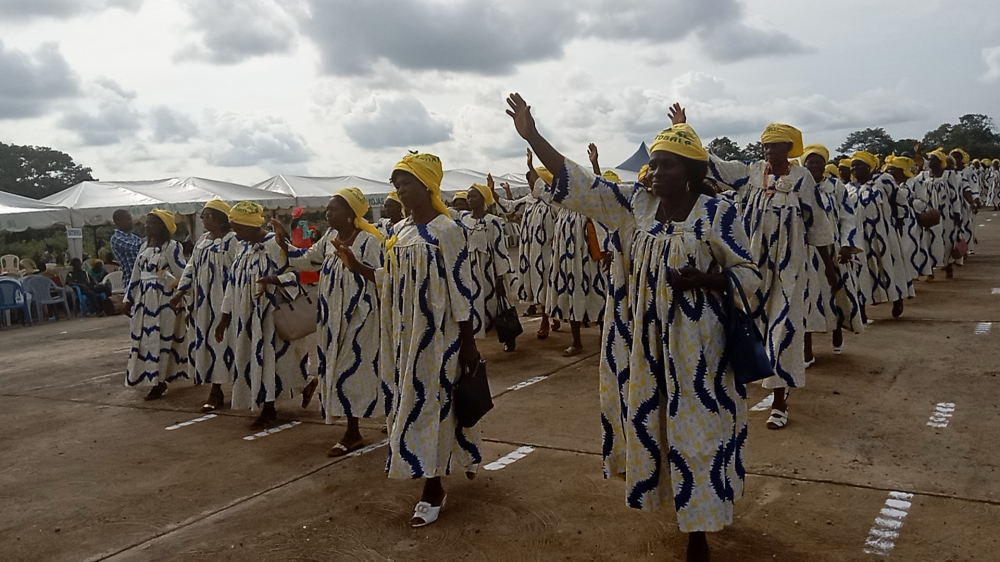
<box><xmin>118</xmin><ymin>88</ymin><xmax>991</xmax><ymax>561</ymax></box>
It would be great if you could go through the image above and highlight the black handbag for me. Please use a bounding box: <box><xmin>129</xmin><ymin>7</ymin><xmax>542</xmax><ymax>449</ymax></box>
<box><xmin>454</xmin><ymin>359</ymin><xmax>493</xmax><ymax>428</ymax></box>
<box><xmin>724</xmin><ymin>271</ymin><xmax>774</xmax><ymax>387</ymax></box>
<box><xmin>493</xmin><ymin>295</ymin><xmax>523</xmax><ymax>343</ymax></box>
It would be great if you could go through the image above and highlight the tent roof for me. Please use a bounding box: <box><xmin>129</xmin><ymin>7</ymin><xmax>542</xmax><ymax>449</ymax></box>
<box><xmin>616</xmin><ymin>142</ymin><xmax>650</xmax><ymax>172</ymax></box>
<box><xmin>439</xmin><ymin>169</ymin><xmax>530</xmax><ymax>200</ymax></box>
<box><xmin>0</xmin><ymin>190</ymin><xmax>72</xmax><ymax>232</ymax></box>
<box><xmin>251</xmin><ymin>175</ymin><xmax>394</xmax><ymax>209</ymax></box>
<box><xmin>42</xmin><ymin>177</ymin><xmax>294</xmax><ymax>226</ymax></box>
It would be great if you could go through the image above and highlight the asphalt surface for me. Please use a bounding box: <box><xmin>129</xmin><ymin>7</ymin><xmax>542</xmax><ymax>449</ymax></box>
<box><xmin>2</xmin><ymin>213</ymin><xmax>999</xmax><ymax>561</ymax></box>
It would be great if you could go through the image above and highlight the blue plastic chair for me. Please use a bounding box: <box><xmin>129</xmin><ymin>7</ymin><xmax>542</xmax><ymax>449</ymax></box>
<box><xmin>0</xmin><ymin>278</ymin><xmax>33</xmax><ymax>326</ymax></box>
<box><xmin>71</xmin><ymin>286</ymin><xmax>89</xmax><ymax>317</ymax></box>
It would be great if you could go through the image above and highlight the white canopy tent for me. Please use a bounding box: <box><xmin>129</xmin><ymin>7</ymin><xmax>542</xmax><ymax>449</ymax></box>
<box><xmin>251</xmin><ymin>175</ymin><xmax>394</xmax><ymax>212</ymax></box>
<box><xmin>43</xmin><ymin>177</ymin><xmax>294</xmax><ymax>227</ymax></box>
<box><xmin>440</xmin><ymin>169</ymin><xmax>531</xmax><ymax>201</ymax></box>
<box><xmin>0</xmin><ymin>191</ymin><xmax>72</xmax><ymax>233</ymax></box>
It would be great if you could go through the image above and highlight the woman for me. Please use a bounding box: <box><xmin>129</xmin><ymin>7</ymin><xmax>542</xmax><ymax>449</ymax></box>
<box><xmin>377</xmin><ymin>190</ymin><xmax>405</xmax><ymax>238</ymax></box>
<box><xmin>88</xmin><ymin>260</ymin><xmax>109</xmax><ymax>285</ymax></box>
<box><xmin>884</xmin><ymin>156</ymin><xmax>930</xmax><ymax>279</ymax></box>
<box><xmin>494</xmin><ymin>151</ymin><xmax>560</xmax><ymax>338</ymax></box>
<box><xmin>462</xmin><ymin>180</ymin><xmax>516</xmax><ymax>351</ymax></box>
<box><xmin>125</xmin><ymin>209</ymin><xmax>188</xmax><ymax>400</ymax></box>
<box><xmin>545</xmin><ymin>151</ymin><xmax>608</xmax><ymax>356</ymax></box>
<box><xmin>451</xmin><ymin>191</ymin><xmax>471</xmax><ymax>212</ymax></box>
<box><xmin>912</xmin><ymin>147</ymin><xmax>961</xmax><ymax>279</ymax></box>
<box><xmin>505</xmin><ymin>94</ymin><xmax>758</xmax><ymax>562</ymax></box>
<box><xmin>801</xmin><ymin>145</ymin><xmax>863</xmax><ymax>359</ymax></box>
<box><xmin>216</xmin><ymin>201</ymin><xmax>312</xmax><ymax>430</ymax></box>
<box><xmin>170</xmin><ymin>199</ymin><xmax>238</xmax><ymax>412</ymax></box>
<box><xmin>708</xmin><ymin>123</ymin><xmax>839</xmax><ymax>430</ymax></box>
<box><xmin>337</xmin><ymin>152</ymin><xmax>482</xmax><ymax>528</ymax></box>
<box><xmin>276</xmin><ymin>188</ymin><xmax>384</xmax><ymax>457</ymax></box>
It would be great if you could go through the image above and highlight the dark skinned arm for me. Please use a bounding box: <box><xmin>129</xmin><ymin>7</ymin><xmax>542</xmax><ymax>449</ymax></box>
<box><xmin>507</xmin><ymin>94</ymin><xmax>566</xmax><ymax>183</ymax></box>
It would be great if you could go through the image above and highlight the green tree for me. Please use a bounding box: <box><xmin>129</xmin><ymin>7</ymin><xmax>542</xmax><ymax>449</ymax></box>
<box><xmin>742</xmin><ymin>141</ymin><xmax>765</xmax><ymax>161</ymax></box>
<box><xmin>707</xmin><ymin>136</ymin><xmax>744</xmax><ymax>160</ymax></box>
<box><xmin>947</xmin><ymin>114</ymin><xmax>1000</xmax><ymax>159</ymax></box>
<box><xmin>0</xmin><ymin>142</ymin><xmax>95</xmax><ymax>200</ymax></box>
<box><xmin>837</xmin><ymin>127</ymin><xmax>898</xmax><ymax>156</ymax></box>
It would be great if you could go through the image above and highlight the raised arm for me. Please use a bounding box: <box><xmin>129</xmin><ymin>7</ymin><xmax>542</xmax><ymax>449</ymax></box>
<box><xmin>506</xmin><ymin>93</ymin><xmax>566</xmax><ymax>187</ymax></box>
<box><xmin>588</xmin><ymin>143</ymin><xmax>601</xmax><ymax>175</ymax></box>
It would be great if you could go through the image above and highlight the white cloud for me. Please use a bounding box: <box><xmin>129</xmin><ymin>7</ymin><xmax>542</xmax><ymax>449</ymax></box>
<box><xmin>57</xmin><ymin>78</ymin><xmax>142</xmax><ymax>145</ymax></box>
<box><xmin>150</xmin><ymin>106</ymin><xmax>199</xmax><ymax>143</ymax></box>
<box><xmin>0</xmin><ymin>0</ymin><xmax>142</xmax><ymax>21</ymax></box>
<box><xmin>342</xmin><ymin>93</ymin><xmax>453</xmax><ymax>150</ymax></box>
<box><xmin>205</xmin><ymin>111</ymin><xmax>310</xmax><ymax>167</ymax></box>
<box><xmin>175</xmin><ymin>0</ymin><xmax>300</xmax><ymax>65</ymax></box>
<box><xmin>0</xmin><ymin>40</ymin><xmax>80</xmax><ymax>119</ymax></box>
<box><xmin>982</xmin><ymin>46</ymin><xmax>1000</xmax><ymax>82</ymax></box>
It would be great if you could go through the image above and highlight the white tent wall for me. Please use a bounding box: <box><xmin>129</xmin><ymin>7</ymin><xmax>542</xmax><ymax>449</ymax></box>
<box><xmin>0</xmin><ymin>191</ymin><xmax>72</xmax><ymax>233</ymax></box>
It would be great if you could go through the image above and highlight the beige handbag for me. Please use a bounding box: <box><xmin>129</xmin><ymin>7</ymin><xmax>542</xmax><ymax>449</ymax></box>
<box><xmin>272</xmin><ymin>284</ymin><xmax>317</xmax><ymax>341</ymax></box>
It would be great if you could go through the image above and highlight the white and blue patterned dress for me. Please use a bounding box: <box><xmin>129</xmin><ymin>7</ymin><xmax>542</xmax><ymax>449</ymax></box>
<box><xmin>912</xmin><ymin>170</ymin><xmax>961</xmax><ymax>270</ymax></box>
<box><xmin>377</xmin><ymin>214</ymin><xmax>483</xmax><ymax>479</ymax></box>
<box><xmin>126</xmin><ymin>240</ymin><xmax>189</xmax><ymax>386</ymax></box>
<box><xmin>497</xmin><ymin>184</ymin><xmax>555</xmax><ymax>308</ymax></box>
<box><xmin>957</xmin><ymin>167</ymin><xmax>978</xmax><ymax>252</ymax></box>
<box><xmin>288</xmin><ymin>229</ymin><xmax>384</xmax><ymax>422</ymax></box>
<box><xmin>896</xmin><ymin>177</ymin><xmax>931</xmax><ymax>278</ymax></box>
<box><xmin>177</xmin><ymin>231</ymin><xmax>238</xmax><ymax>385</ymax></box>
<box><xmin>459</xmin><ymin>213</ymin><xmax>513</xmax><ymax>336</ymax></box>
<box><xmin>221</xmin><ymin>234</ymin><xmax>311</xmax><ymax>411</ymax></box>
<box><xmin>985</xmin><ymin>167</ymin><xmax>1000</xmax><ymax>208</ymax></box>
<box><xmin>825</xmin><ymin>178</ymin><xmax>865</xmax><ymax>333</ymax></box>
<box><xmin>708</xmin><ymin>158</ymin><xmax>834</xmax><ymax>390</ymax></box>
<box><xmin>599</xmin><ymin>224</ymin><xmax>634</xmax><ymax>480</ymax></box>
<box><xmin>803</xmin><ymin>178</ymin><xmax>837</xmax><ymax>333</ymax></box>
<box><xmin>545</xmin><ymin>205</ymin><xmax>607</xmax><ymax>323</ymax></box>
<box><xmin>547</xmin><ymin>160</ymin><xmax>760</xmax><ymax>532</ymax></box>
<box><xmin>850</xmin><ymin>174</ymin><xmax>913</xmax><ymax>305</ymax></box>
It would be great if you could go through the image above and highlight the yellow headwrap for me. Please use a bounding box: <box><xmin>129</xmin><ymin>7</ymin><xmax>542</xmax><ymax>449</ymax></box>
<box><xmin>650</xmin><ymin>123</ymin><xmax>709</xmax><ymax>161</ymax></box>
<box><xmin>801</xmin><ymin>144</ymin><xmax>830</xmax><ymax>165</ymax></box>
<box><xmin>229</xmin><ymin>201</ymin><xmax>266</xmax><ymax>227</ymax></box>
<box><xmin>972</xmin><ymin>159</ymin><xmax>980</xmax><ymax>165</ymax></box>
<box><xmin>638</xmin><ymin>164</ymin><xmax>649</xmax><ymax>182</ymax></box>
<box><xmin>984</xmin><ymin>158</ymin><xmax>993</xmax><ymax>166</ymax></box>
<box><xmin>851</xmin><ymin>151</ymin><xmax>879</xmax><ymax>171</ymax></box>
<box><xmin>886</xmin><ymin>155</ymin><xmax>916</xmax><ymax>179</ymax></box>
<box><xmin>928</xmin><ymin>148</ymin><xmax>950</xmax><ymax>168</ymax></box>
<box><xmin>602</xmin><ymin>170</ymin><xmax>622</xmax><ymax>183</ymax></box>
<box><xmin>761</xmin><ymin>123</ymin><xmax>804</xmax><ymax>158</ymax></box>
<box><xmin>386</xmin><ymin>190</ymin><xmax>402</xmax><ymax>206</ymax></box>
<box><xmin>949</xmin><ymin>148</ymin><xmax>970</xmax><ymax>165</ymax></box>
<box><xmin>203</xmin><ymin>198</ymin><xmax>231</xmax><ymax>215</ymax></box>
<box><xmin>452</xmin><ymin>191</ymin><xmax>468</xmax><ymax>202</ymax></box>
<box><xmin>149</xmin><ymin>208</ymin><xmax>177</xmax><ymax>234</ymax></box>
<box><xmin>824</xmin><ymin>164</ymin><xmax>839</xmax><ymax>178</ymax></box>
<box><xmin>335</xmin><ymin>187</ymin><xmax>383</xmax><ymax>241</ymax></box>
<box><xmin>535</xmin><ymin>167</ymin><xmax>554</xmax><ymax>186</ymax></box>
<box><xmin>470</xmin><ymin>183</ymin><xmax>494</xmax><ymax>207</ymax></box>
<box><xmin>391</xmin><ymin>152</ymin><xmax>449</xmax><ymax>217</ymax></box>
<box><xmin>838</xmin><ymin>158</ymin><xmax>853</xmax><ymax>169</ymax></box>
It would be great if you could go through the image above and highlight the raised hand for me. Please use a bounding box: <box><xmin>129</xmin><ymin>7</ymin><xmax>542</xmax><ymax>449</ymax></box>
<box><xmin>486</xmin><ymin>173</ymin><xmax>496</xmax><ymax>194</ymax></box>
<box><xmin>588</xmin><ymin>143</ymin><xmax>600</xmax><ymax>174</ymax></box>
<box><xmin>506</xmin><ymin>93</ymin><xmax>537</xmax><ymax>140</ymax></box>
<box><xmin>500</xmin><ymin>181</ymin><xmax>513</xmax><ymax>198</ymax></box>
<box><xmin>668</xmin><ymin>103</ymin><xmax>687</xmax><ymax>125</ymax></box>
<box><xmin>526</xmin><ymin>148</ymin><xmax>534</xmax><ymax>171</ymax></box>
<box><xmin>270</xmin><ymin>219</ymin><xmax>289</xmax><ymax>252</ymax></box>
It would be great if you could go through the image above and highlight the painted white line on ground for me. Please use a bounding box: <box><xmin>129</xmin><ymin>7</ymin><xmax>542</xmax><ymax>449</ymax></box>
<box><xmin>243</xmin><ymin>421</ymin><xmax>301</xmax><ymax>441</ymax></box>
<box><xmin>927</xmin><ymin>402</ymin><xmax>955</xmax><ymax>428</ymax></box>
<box><xmin>980</xmin><ymin>224</ymin><xmax>987</xmax><ymax>227</ymax></box>
<box><xmin>751</xmin><ymin>394</ymin><xmax>774</xmax><ymax>412</ymax></box>
<box><xmin>975</xmin><ymin>322</ymin><xmax>992</xmax><ymax>335</ymax></box>
<box><xmin>987</xmin><ymin>218</ymin><xmax>993</xmax><ymax>222</ymax></box>
<box><xmin>863</xmin><ymin>491</ymin><xmax>913</xmax><ymax>556</ymax></box>
<box><xmin>166</xmin><ymin>414</ymin><xmax>217</xmax><ymax>431</ymax></box>
<box><xmin>484</xmin><ymin>446</ymin><xmax>535</xmax><ymax>471</ymax></box>
<box><xmin>508</xmin><ymin>376</ymin><xmax>548</xmax><ymax>391</ymax></box>
<box><xmin>65</xmin><ymin>371</ymin><xmax>125</xmax><ymax>389</ymax></box>
<box><xmin>992</xmin><ymin>288</ymin><xmax>1000</xmax><ymax>295</ymax></box>
<box><xmin>343</xmin><ymin>439</ymin><xmax>389</xmax><ymax>459</ymax></box>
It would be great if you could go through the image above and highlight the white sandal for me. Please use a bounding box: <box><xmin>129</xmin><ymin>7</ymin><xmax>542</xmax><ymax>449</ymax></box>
<box><xmin>410</xmin><ymin>495</ymin><xmax>447</xmax><ymax>528</ymax></box>
<box><xmin>766</xmin><ymin>409</ymin><xmax>789</xmax><ymax>430</ymax></box>
<box><xmin>804</xmin><ymin>357</ymin><xmax>816</xmax><ymax>369</ymax></box>
<box><xmin>832</xmin><ymin>343</ymin><xmax>844</xmax><ymax>355</ymax></box>
<box><xmin>563</xmin><ymin>346</ymin><xmax>582</xmax><ymax>357</ymax></box>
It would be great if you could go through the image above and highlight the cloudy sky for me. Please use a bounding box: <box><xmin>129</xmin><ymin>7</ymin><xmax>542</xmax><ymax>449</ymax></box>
<box><xmin>2</xmin><ymin>0</ymin><xmax>999</xmax><ymax>187</ymax></box>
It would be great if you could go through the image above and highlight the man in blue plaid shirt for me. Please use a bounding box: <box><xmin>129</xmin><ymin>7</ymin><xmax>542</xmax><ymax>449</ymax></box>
<box><xmin>110</xmin><ymin>210</ymin><xmax>143</xmax><ymax>289</ymax></box>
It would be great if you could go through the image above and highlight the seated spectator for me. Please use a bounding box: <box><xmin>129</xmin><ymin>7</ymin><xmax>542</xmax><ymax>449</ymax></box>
<box><xmin>65</xmin><ymin>258</ymin><xmax>113</xmax><ymax>315</ymax></box>
<box><xmin>89</xmin><ymin>260</ymin><xmax>109</xmax><ymax>284</ymax></box>
<box><xmin>42</xmin><ymin>245</ymin><xmax>55</xmax><ymax>264</ymax></box>
<box><xmin>38</xmin><ymin>262</ymin><xmax>77</xmax><ymax>308</ymax></box>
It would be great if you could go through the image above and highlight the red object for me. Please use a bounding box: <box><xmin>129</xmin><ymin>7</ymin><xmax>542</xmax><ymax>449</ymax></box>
<box><xmin>292</xmin><ymin>226</ymin><xmax>320</xmax><ymax>285</ymax></box>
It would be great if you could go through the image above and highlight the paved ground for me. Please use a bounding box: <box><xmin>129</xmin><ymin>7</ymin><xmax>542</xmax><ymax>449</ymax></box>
<box><xmin>2</xmin><ymin>213</ymin><xmax>1000</xmax><ymax>561</ymax></box>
